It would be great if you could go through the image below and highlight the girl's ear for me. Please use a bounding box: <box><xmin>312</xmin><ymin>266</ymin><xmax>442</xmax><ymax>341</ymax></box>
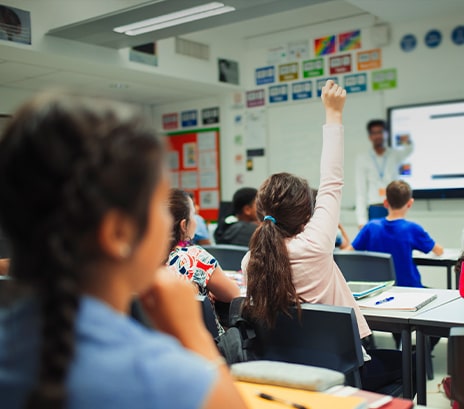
<box><xmin>97</xmin><ymin>210</ymin><xmax>136</xmax><ymax>259</ymax></box>
<box><xmin>179</xmin><ymin>218</ymin><xmax>188</xmax><ymax>238</ymax></box>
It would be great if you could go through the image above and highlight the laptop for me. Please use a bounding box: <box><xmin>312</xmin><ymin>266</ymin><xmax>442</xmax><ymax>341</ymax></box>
<box><xmin>347</xmin><ymin>281</ymin><xmax>394</xmax><ymax>300</ymax></box>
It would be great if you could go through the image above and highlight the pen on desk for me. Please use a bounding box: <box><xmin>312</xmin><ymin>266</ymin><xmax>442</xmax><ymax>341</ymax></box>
<box><xmin>375</xmin><ymin>296</ymin><xmax>395</xmax><ymax>305</ymax></box>
<box><xmin>257</xmin><ymin>392</ymin><xmax>308</xmax><ymax>409</ymax></box>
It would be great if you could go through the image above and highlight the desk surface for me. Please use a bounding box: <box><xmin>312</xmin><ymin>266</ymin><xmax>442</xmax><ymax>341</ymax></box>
<box><xmin>410</xmin><ymin>297</ymin><xmax>464</xmax><ymax>328</ymax></box>
<box><xmin>412</xmin><ymin>248</ymin><xmax>461</xmax><ymax>262</ymax></box>
<box><xmin>359</xmin><ymin>287</ymin><xmax>460</xmax><ymax>323</ymax></box>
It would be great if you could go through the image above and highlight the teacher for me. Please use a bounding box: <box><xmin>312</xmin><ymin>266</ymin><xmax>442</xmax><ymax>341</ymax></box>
<box><xmin>355</xmin><ymin>119</ymin><xmax>413</xmax><ymax>228</ymax></box>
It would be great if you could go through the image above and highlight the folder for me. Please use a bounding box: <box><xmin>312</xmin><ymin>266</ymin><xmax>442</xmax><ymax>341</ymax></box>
<box><xmin>357</xmin><ymin>290</ymin><xmax>437</xmax><ymax>311</ymax></box>
<box><xmin>235</xmin><ymin>381</ymin><xmax>367</xmax><ymax>409</ymax></box>
<box><xmin>347</xmin><ymin>281</ymin><xmax>394</xmax><ymax>300</ymax></box>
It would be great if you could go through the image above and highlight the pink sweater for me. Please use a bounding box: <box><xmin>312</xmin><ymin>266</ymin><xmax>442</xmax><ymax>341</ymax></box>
<box><xmin>242</xmin><ymin>124</ymin><xmax>371</xmax><ymax>339</ymax></box>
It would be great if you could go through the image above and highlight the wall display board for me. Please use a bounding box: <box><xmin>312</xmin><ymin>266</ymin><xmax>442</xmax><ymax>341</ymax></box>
<box><xmin>167</xmin><ymin>128</ymin><xmax>220</xmax><ymax>221</ymax></box>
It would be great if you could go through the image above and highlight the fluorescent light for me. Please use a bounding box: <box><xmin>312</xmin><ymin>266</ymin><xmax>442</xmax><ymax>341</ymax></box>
<box><xmin>114</xmin><ymin>2</ymin><xmax>235</xmax><ymax>36</ymax></box>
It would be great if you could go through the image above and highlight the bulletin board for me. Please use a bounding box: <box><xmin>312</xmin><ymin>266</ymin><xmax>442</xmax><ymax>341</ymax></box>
<box><xmin>167</xmin><ymin>128</ymin><xmax>220</xmax><ymax>222</ymax></box>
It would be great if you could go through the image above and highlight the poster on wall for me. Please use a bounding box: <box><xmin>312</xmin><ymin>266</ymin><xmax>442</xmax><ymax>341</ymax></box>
<box><xmin>344</xmin><ymin>73</ymin><xmax>367</xmax><ymax>93</ymax></box>
<box><xmin>357</xmin><ymin>48</ymin><xmax>381</xmax><ymax>70</ymax></box>
<box><xmin>314</xmin><ymin>35</ymin><xmax>336</xmax><ymax>56</ymax></box>
<box><xmin>255</xmin><ymin>66</ymin><xmax>275</xmax><ymax>85</ymax></box>
<box><xmin>267</xmin><ymin>45</ymin><xmax>288</xmax><ymax>64</ymax></box>
<box><xmin>181</xmin><ymin>110</ymin><xmax>198</xmax><ymax>127</ymax></box>
<box><xmin>339</xmin><ymin>30</ymin><xmax>361</xmax><ymax>51</ymax></box>
<box><xmin>218</xmin><ymin>58</ymin><xmax>239</xmax><ymax>84</ymax></box>
<box><xmin>246</xmin><ymin>89</ymin><xmax>265</xmax><ymax>108</ymax></box>
<box><xmin>0</xmin><ymin>4</ymin><xmax>31</xmax><ymax>44</ymax></box>
<box><xmin>372</xmin><ymin>68</ymin><xmax>397</xmax><ymax>90</ymax></box>
<box><xmin>278</xmin><ymin>62</ymin><xmax>298</xmax><ymax>82</ymax></box>
<box><xmin>269</xmin><ymin>84</ymin><xmax>288</xmax><ymax>103</ymax></box>
<box><xmin>329</xmin><ymin>54</ymin><xmax>352</xmax><ymax>74</ymax></box>
<box><xmin>292</xmin><ymin>81</ymin><xmax>312</xmax><ymax>100</ymax></box>
<box><xmin>202</xmin><ymin>107</ymin><xmax>219</xmax><ymax>125</ymax></box>
<box><xmin>302</xmin><ymin>58</ymin><xmax>324</xmax><ymax>78</ymax></box>
<box><xmin>288</xmin><ymin>40</ymin><xmax>309</xmax><ymax>60</ymax></box>
<box><xmin>167</xmin><ymin>129</ymin><xmax>220</xmax><ymax>221</ymax></box>
<box><xmin>162</xmin><ymin>113</ymin><xmax>178</xmax><ymax>130</ymax></box>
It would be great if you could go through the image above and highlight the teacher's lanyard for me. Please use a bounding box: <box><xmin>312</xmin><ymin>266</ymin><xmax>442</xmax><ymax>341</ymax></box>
<box><xmin>370</xmin><ymin>151</ymin><xmax>387</xmax><ymax>180</ymax></box>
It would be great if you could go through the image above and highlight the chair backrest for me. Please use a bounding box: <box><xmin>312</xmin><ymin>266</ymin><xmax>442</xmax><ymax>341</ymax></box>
<box><xmin>333</xmin><ymin>250</ymin><xmax>396</xmax><ymax>282</ymax></box>
<box><xmin>253</xmin><ymin>303</ymin><xmax>364</xmax><ymax>387</ymax></box>
<box><xmin>202</xmin><ymin>244</ymin><xmax>248</xmax><ymax>271</ymax></box>
<box><xmin>196</xmin><ymin>295</ymin><xmax>220</xmax><ymax>339</ymax></box>
<box><xmin>448</xmin><ymin>326</ymin><xmax>464</xmax><ymax>405</ymax></box>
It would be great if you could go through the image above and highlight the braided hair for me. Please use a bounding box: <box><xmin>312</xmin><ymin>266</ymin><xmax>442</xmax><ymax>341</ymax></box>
<box><xmin>0</xmin><ymin>92</ymin><xmax>164</xmax><ymax>409</ymax></box>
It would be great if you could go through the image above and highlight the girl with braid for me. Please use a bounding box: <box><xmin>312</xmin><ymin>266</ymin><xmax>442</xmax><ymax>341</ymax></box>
<box><xmin>242</xmin><ymin>80</ymin><xmax>407</xmax><ymax>394</ymax></box>
<box><xmin>0</xmin><ymin>93</ymin><xmax>246</xmax><ymax>409</ymax></box>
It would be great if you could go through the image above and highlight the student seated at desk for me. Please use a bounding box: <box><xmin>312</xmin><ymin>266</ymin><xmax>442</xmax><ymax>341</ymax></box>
<box><xmin>349</xmin><ymin>180</ymin><xmax>443</xmax><ymax>349</ymax></box>
<box><xmin>242</xmin><ymin>80</ymin><xmax>406</xmax><ymax>393</ymax></box>
<box><xmin>0</xmin><ymin>93</ymin><xmax>246</xmax><ymax>409</ymax></box>
<box><xmin>167</xmin><ymin>189</ymin><xmax>241</xmax><ymax>334</ymax></box>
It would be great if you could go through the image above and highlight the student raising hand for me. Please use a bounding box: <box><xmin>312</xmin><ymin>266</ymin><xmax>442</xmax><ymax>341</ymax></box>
<box><xmin>321</xmin><ymin>79</ymin><xmax>346</xmax><ymax>124</ymax></box>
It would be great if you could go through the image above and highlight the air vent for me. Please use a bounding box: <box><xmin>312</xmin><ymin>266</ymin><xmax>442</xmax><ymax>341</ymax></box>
<box><xmin>175</xmin><ymin>37</ymin><xmax>210</xmax><ymax>60</ymax></box>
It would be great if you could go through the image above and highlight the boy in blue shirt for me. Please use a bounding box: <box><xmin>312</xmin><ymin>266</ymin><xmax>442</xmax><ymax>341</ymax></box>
<box><xmin>350</xmin><ymin>180</ymin><xmax>443</xmax><ymax>287</ymax></box>
<box><xmin>350</xmin><ymin>180</ymin><xmax>443</xmax><ymax>349</ymax></box>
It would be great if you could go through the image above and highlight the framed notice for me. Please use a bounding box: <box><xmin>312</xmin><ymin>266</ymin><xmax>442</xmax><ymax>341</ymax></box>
<box><xmin>357</xmin><ymin>48</ymin><xmax>381</xmax><ymax>71</ymax></box>
<box><xmin>167</xmin><ymin>128</ymin><xmax>220</xmax><ymax>221</ymax></box>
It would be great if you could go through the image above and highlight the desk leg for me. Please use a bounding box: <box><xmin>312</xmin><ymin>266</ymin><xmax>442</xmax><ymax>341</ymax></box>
<box><xmin>455</xmin><ymin>266</ymin><xmax>461</xmax><ymax>290</ymax></box>
<box><xmin>447</xmin><ymin>265</ymin><xmax>452</xmax><ymax>290</ymax></box>
<box><xmin>416</xmin><ymin>329</ymin><xmax>426</xmax><ymax>405</ymax></box>
<box><xmin>401</xmin><ymin>328</ymin><xmax>413</xmax><ymax>399</ymax></box>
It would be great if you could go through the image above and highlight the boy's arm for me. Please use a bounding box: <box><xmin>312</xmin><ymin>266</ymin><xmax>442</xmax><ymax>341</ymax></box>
<box><xmin>431</xmin><ymin>243</ymin><xmax>444</xmax><ymax>256</ymax></box>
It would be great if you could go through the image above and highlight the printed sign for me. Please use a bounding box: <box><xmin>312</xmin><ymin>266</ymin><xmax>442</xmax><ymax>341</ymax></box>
<box><xmin>372</xmin><ymin>69</ymin><xmax>397</xmax><ymax>90</ymax></box>
<box><xmin>344</xmin><ymin>73</ymin><xmax>367</xmax><ymax>93</ymax></box>
<box><xmin>201</xmin><ymin>107</ymin><xmax>219</xmax><ymax>125</ymax></box>
<box><xmin>292</xmin><ymin>81</ymin><xmax>312</xmax><ymax>100</ymax></box>
<box><xmin>269</xmin><ymin>85</ymin><xmax>288</xmax><ymax>103</ymax></box>
<box><xmin>329</xmin><ymin>54</ymin><xmax>352</xmax><ymax>74</ymax></box>
<box><xmin>278</xmin><ymin>62</ymin><xmax>299</xmax><ymax>81</ymax></box>
<box><xmin>339</xmin><ymin>30</ymin><xmax>361</xmax><ymax>51</ymax></box>
<box><xmin>424</xmin><ymin>29</ymin><xmax>442</xmax><ymax>48</ymax></box>
<box><xmin>400</xmin><ymin>34</ymin><xmax>417</xmax><ymax>52</ymax></box>
<box><xmin>255</xmin><ymin>66</ymin><xmax>275</xmax><ymax>85</ymax></box>
<box><xmin>302</xmin><ymin>58</ymin><xmax>324</xmax><ymax>78</ymax></box>
<box><xmin>181</xmin><ymin>110</ymin><xmax>198</xmax><ymax>127</ymax></box>
<box><xmin>316</xmin><ymin>77</ymin><xmax>338</xmax><ymax>97</ymax></box>
<box><xmin>357</xmin><ymin>48</ymin><xmax>381</xmax><ymax>70</ymax></box>
<box><xmin>162</xmin><ymin>113</ymin><xmax>178</xmax><ymax>130</ymax></box>
<box><xmin>246</xmin><ymin>89</ymin><xmax>265</xmax><ymax>108</ymax></box>
<box><xmin>314</xmin><ymin>35</ymin><xmax>336</xmax><ymax>56</ymax></box>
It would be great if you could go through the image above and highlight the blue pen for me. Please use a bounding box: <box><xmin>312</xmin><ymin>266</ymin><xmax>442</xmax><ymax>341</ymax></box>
<box><xmin>375</xmin><ymin>296</ymin><xmax>395</xmax><ymax>305</ymax></box>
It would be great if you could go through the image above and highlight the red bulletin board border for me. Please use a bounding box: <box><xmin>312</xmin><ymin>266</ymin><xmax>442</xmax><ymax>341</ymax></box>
<box><xmin>166</xmin><ymin>127</ymin><xmax>221</xmax><ymax>222</ymax></box>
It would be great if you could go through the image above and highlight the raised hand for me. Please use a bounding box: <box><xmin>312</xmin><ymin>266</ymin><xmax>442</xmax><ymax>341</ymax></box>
<box><xmin>321</xmin><ymin>80</ymin><xmax>346</xmax><ymax>124</ymax></box>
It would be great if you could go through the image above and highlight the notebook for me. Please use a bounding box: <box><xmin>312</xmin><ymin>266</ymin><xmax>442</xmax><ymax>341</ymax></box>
<box><xmin>357</xmin><ymin>290</ymin><xmax>437</xmax><ymax>311</ymax></box>
<box><xmin>347</xmin><ymin>281</ymin><xmax>394</xmax><ymax>300</ymax></box>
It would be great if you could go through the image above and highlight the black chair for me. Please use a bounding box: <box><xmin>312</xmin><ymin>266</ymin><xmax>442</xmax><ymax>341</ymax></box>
<box><xmin>333</xmin><ymin>250</ymin><xmax>396</xmax><ymax>282</ymax></box>
<box><xmin>197</xmin><ymin>295</ymin><xmax>220</xmax><ymax>339</ymax></box>
<box><xmin>253</xmin><ymin>302</ymin><xmax>365</xmax><ymax>388</ymax></box>
<box><xmin>202</xmin><ymin>244</ymin><xmax>248</xmax><ymax>271</ymax></box>
<box><xmin>448</xmin><ymin>327</ymin><xmax>464</xmax><ymax>407</ymax></box>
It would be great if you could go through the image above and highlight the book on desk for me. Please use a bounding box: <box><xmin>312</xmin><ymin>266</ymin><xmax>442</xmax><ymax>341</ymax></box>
<box><xmin>356</xmin><ymin>290</ymin><xmax>437</xmax><ymax>311</ymax></box>
<box><xmin>347</xmin><ymin>281</ymin><xmax>395</xmax><ymax>300</ymax></box>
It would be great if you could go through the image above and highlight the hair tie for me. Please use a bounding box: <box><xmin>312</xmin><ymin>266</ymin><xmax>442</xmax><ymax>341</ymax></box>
<box><xmin>263</xmin><ymin>215</ymin><xmax>276</xmax><ymax>224</ymax></box>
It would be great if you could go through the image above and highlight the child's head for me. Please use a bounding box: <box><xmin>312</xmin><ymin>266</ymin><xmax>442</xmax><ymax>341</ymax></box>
<box><xmin>232</xmin><ymin>187</ymin><xmax>258</xmax><ymax>222</ymax></box>
<box><xmin>386</xmin><ymin>180</ymin><xmax>413</xmax><ymax>209</ymax></box>
<box><xmin>0</xmin><ymin>92</ymin><xmax>170</xmax><ymax>407</ymax></box>
<box><xmin>168</xmin><ymin>189</ymin><xmax>197</xmax><ymax>249</ymax></box>
<box><xmin>244</xmin><ymin>173</ymin><xmax>312</xmax><ymax>327</ymax></box>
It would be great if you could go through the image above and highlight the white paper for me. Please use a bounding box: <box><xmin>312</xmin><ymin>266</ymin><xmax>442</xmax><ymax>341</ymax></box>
<box><xmin>197</xmin><ymin>132</ymin><xmax>216</xmax><ymax>151</ymax></box>
<box><xmin>183</xmin><ymin>142</ymin><xmax>197</xmax><ymax>168</ymax></box>
<box><xmin>199</xmin><ymin>151</ymin><xmax>217</xmax><ymax>170</ymax></box>
<box><xmin>199</xmin><ymin>170</ymin><xmax>218</xmax><ymax>188</ymax></box>
<box><xmin>200</xmin><ymin>190</ymin><xmax>219</xmax><ymax>209</ymax></box>
<box><xmin>180</xmin><ymin>171</ymin><xmax>198</xmax><ymax>189</ymax></box>
<box><xmin>168</xmin><ymin>151</ymin><xmax>179</xmax><ymax>170</ymax></box>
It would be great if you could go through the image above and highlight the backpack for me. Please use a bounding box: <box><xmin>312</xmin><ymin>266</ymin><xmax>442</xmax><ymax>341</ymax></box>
<box><xmin>216</xmin><ymin>297</ymin><xmax>259</xmax><ymax>365</ymax></box>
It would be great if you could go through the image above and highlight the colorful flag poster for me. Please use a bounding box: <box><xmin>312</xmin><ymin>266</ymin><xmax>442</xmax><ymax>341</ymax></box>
<box><xmin>314</xmin><ymin>35</ymin><xmax>336</xmax><ymax>56</ymax></box>
<box><xmin>246</xmin><ymin>89</ymin><xmax>265</xmax><ymax>108</ymax></box>
<box><xmin>278</xmin><ymin>62</ymin><xmax>299</xmax><ymax>81</ymax></box>
<box><xmin>292</xmin><ymin>81</ymin><xmax>312</xmax><ymax>100</ymax></box>
<box><xmin>269</xmin><ymin>85</ymin><xmax>288</xmax><ymax>103</ymax></box>
<box><xmin>302</xmin><ymin>58</ymin><xmax>324</xmax><ymax>78</ymax></box>
<box><xmin>162</xmin><ymin>113</ymin><xmax>178</xmax><ymax>130</ymax></box>
<box><xmin>372</xmin><ymin>69</ymin><xmax>397</xmax><ymax>90</ymax></box>
<box><xmin>255</xmin><ymin>66</ymin><xmax>275</xmax><ymax>85</ymax></box>
<box><xmin>316</xmin><ymin>77</ymin><xmax>338</xmax><ymax>97</ymax></box>
<box><xmin>357</xmin><ymin>48</ymin><xmax>381</xmax><ymax>71</ymax></box>
<box><xmin>344</xmin><ymin>73</ymin><xmax>367</xmax><ymax>93</ymax></box>
<box><xmin>329</xmin><ymin>54</ymin><xmax>352</xmax><ymax>74</ymax></box>
<box><xmin>339</xmin><ymin>30</ymin><xmax>361</xmax><ymax>51</ymax></box>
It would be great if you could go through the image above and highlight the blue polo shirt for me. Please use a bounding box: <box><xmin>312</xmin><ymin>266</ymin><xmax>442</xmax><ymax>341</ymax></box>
<box><xmin>0</xmin><ymin>295</ymin><xmax>217</xmax><ymax>409</ymax></box>
<box><xmin>351</xmin><ymin>218</ymin><xmax>435</xmax><ymax>287</ymax></box>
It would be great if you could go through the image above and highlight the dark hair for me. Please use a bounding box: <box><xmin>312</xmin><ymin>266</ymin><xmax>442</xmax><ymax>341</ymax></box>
<box><xmin>232</xmin><ymin>187</ymin><xmax>257</xmax><ymax>215</ymax></box>
<box><xmin>367</xmin><ymin>119</ymin><xmax>386</xmax><ymax>134</ymax></box>
<box><xmin>243</xmin><ymin>173</ymin><xmax>312</xmax><ymax>327</ymax></box>
<box><xmin>386</xmin><ymin>180</ymin><xmax>412</xmax><ymax>209</ymax></box>
<box><xmin>168</xmin><ymin>189</ymin><xmax>193</xmax><ymax>250</ymax></box>
<box><xmin>0</xmin><ymin>92</ymin><xmax>164</xmax><ymax>409</ymax></box>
